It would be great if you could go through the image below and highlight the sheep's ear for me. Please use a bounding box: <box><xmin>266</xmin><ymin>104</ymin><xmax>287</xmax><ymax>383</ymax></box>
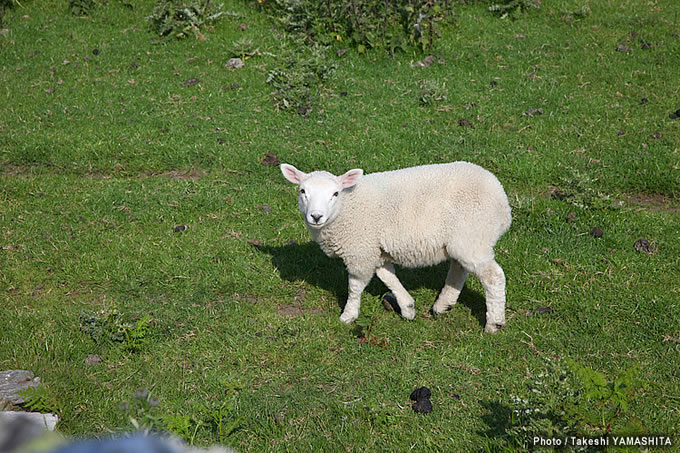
<box><xmin>280</xmin><ymin>164</ymin><xmax>306</xmax><ymax>185</ymax></box>
<box><xmin>338</xmin><ymin>169</ymin><xmax>363</xmax><ymax>189</ymax></box>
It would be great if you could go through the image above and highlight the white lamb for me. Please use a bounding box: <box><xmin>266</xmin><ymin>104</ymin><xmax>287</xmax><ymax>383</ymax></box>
<box><xmin>280</xmin><ymin>161</ymin><xmax>512</xmax><ymax>333</ymax></box>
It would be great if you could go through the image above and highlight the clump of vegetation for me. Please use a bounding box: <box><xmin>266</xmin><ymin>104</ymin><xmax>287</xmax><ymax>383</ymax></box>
<box><xmin>418</xmin><ymin>79</ymin><xmax>447</xmax><ymax>106</ymax></box>
<box><xmin>81</xmin><ymin>311</ymin><xmax>152</xmax><ymax>353</ymax></box>
<box><xmin>18</xmin><ymin>385</ymin><xmax>61</xmax><ymax>415</ymax></box>
<box><xmin>488</xmin><ymin>0</ymin><xmax>541</xmax><ymax>19</ymax></box>
<box><xmin>148</xmin><ymin>0</ymin><xmax>226</xmax><ymax>39</ymax></box>
<box><xmin>258</xmin><ymin>0</ymin><xmax>454</xmax><ymax>53</ymax></box>
<box><xmin>500</xmin><ymin>357</ymin><xmax>647</xmax><ymax>450</ymax></box>
<box><xmin>121</xmin><ymin>385</ymin><xmax>241</xmax><ymax>444</ymax></box>
<box><xmin>559</xmin><ymin>168</ymin><xmax>619</xmax><ymax>210</ymax></box>
<box><xmin>1</xmin><ymin>0</ymin><xmax>19</xmax><ymax>27</ymax></box>
<box><xmin>266</xmin><ymin>42</ymin><xmax>335</xmax><ymax>114</ymax></box>
<box><xmin>229</xmin><ymin>37</ymin><xmax>258</xmax><ymax>58</ymax></box>
<box><xmin>565</xmin><ymin>359</ymin><xmax>647</xmax><ymax>436</ymax></box>
<box><xmin>68</xmin><ymin>0</ymin><xmax>95</xmax><ymax>16</ymax></box>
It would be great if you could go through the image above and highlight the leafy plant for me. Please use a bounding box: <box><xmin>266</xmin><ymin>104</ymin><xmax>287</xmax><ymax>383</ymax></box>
<box><xmin>122</xmin><ymin>386</ymin><xmax>240</xmax><ymax>444</ymax></box>
<box><xmin>418</xmin><ymin>79</ymin><xmax>447</xmax><ymax>106</ymax></box>
<box><xmin>504</xmin><ymin>357</ymin><xmax>576</xmax><ymax>450</ymax></box>
<box><xmin>68</xmin><ymin>0</ymin><xmax>95</xmax><ymax>16</ymax></box>
<box><xmin>565</xmin><ymin>359</ymin><xmax>647</xmax><ymax>435</ymax></box>
<box><xmin>266</xmin><ymin>41</ymin><xmax>335</xmax><ymax>114</ymax></box>
<box><xmin>18</xmin><ymin>385</ymin><xmax>61</xmax><ymax>415</ymax></box>
<box><xmin>559</xmin><ymin>168</ymin><xmax>619</xmax><ymax>210</ymax></box>
<box><xmin>502</xmin><ymin>358</ymin><xmax>648</xmax><ymax>449</ymax></box>
<box><xmin>258</xmin><ymin>0</ymin><xmax>454</xmax><ymax>54</ymax></box>
<box><xmin>229</xmin><ymin>37</ymin><xmax>258</xmax><ymax>58</ymax></box>
<box><xmin>205</xmin><ymin>400</ymin><xmax>242</xmax><ymax>442</ymax></box>
<box><xmin>488</xmin><ymin>0</ymin><xmax>541</xmax><ymax>20</ymax></box>
<box><xmin>148</xmin><ymin>0</ymin><xmax>226</xmax><ymax>39</ymax></box>
<box><xmin>81</xmin><ymin>311</ymin><xmax>152</xmax><ymax>353</ymax></box>
<box><xmin>122</xmin><ymin>315</ymin><xmax>152</xmax><ymax>352</ymax></box>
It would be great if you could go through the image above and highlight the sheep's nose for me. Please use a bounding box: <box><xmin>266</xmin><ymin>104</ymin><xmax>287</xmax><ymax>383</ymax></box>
<box><xmin>311</xmin><ymin>213</ymin><xmax>323</xmax><ymax>223</ymax></box>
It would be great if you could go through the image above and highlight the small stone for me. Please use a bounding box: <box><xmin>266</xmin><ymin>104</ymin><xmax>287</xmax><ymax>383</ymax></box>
<box><xmin>590</xmin><ymin>227</ymin><xmax>603</xmax><ymax>238</ymax></box>
<box><xmin>640</xmin><ymin>98</ymin><xmax>648</xmax><ymax>104</ymax></box>
<box><xmin>259</xmin><ymin>204</ymin><xmax>272</xmax><ymax>214</ymax></box>
<box><xmin>634</xmin><ymin>238</ymin><xmax>652</xmax><ymax>253</ymax></box>
<box><xmin>412</xmin><ymin>399</ymin><xmax>433</xmax><ymax>414</ymax></box>
<box><xmin>84</xmin><ymin>354</ymin><xmax>102</xmax><ymax>366</ymax></box>
<box><xmin>184</xmin><ymin>78</ymin><xmax>199</xmax><ymax>87</ymax></box>
<box><xmin>173</xmin><ymin>225</ymin><xmax>188</xmax><ymax>233</ymax></box>
<box><xmin>550</xmin><ymin>189</ymin><xmax>573</xmax><ymax>201</ymax></box>
<box><xmin>526</xmin><ymin>108</ymin><xmax>543</xmax><ymax>116</ymax></box>
<box><xmin>261</xmin><ymin>151</ymin><xmax>280</xmax><ymax>166</ymax></box>
<box><xmin>535</xmin><ymin>306</ymin><xmax>553</xmax><ymax>315</ymax></box>
<box><xmin>459</xmin><ymin>119</ymin><xmax>472</xmax><ymax>127</ymax></box>
<box><xmin>225</xmin><ymin>58</ymin><xmax>244</xmax><ymax>69</ymax></box>
<box><xmin>238</xmin><ymin>24</ymin><xmax>248</xmax><ymax>31</ymax></box>
<box><xmin>410</xmin><ymin>386</ymin><xmax>432</xmax><ymax>401</ymax></box>
<box><xmin>616</xmin><ymin>44</ymin><xmax>632</xmax><ymax>53</ymax></box>
<box><xmin>490</xmin><ymin>80</ymin><xmax>498</xmax><ymax>87</ymax></box>
<box><xmin>247</xmin><ymin>238</ymin><xmax>263</xmax><ymax>247</ymax></box>
<box><xmin>566</xmin><ymin>212</ymin><xmax>577</xmax><ymax>223</ymax></box>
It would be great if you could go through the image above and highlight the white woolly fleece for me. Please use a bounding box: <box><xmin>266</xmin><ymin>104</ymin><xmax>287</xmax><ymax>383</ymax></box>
<box><xmin>281</xmin><ymin>161</ymin><xmax>512</xmax><ymax>333</ymax></box>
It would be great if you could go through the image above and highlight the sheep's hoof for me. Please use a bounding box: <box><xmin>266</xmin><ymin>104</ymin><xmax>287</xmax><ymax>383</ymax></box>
<box><xmin>401</xmin><ymin>305</ymin><xmax>416</xmax><ymax>321</ymax></box>
<box><xmin>484</xmin><ymin>323</ymin><xmax>505</xmax><ymax>334</ymax></box>
<box><xmin>430</xmin><ymin>304</ymin><xmax>450</xmax><ymax>316</ymax></box>
<box><xmin>339</xmin><ymin>312</ymin><xmax>358</xmax><ymax>324</ymax></box>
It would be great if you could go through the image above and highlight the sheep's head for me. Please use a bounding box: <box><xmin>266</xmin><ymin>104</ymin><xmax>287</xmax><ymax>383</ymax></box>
<box><xmin>280</xmin><ymin>163</ymin><xmax>363</xmax><ymax>229</ymax></box>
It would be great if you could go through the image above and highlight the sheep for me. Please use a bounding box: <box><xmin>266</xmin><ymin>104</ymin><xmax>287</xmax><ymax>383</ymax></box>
<box><xmin>280</xmin><ymin>161</ymin><xmax>512</xmax><ymax>333</ymax></box>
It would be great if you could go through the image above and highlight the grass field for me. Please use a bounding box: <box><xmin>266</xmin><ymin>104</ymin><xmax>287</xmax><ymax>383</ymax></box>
<box><xmin>1</xmin><ymin>0</ymin><xmax>679</xmax><ymax>451</ymax></box>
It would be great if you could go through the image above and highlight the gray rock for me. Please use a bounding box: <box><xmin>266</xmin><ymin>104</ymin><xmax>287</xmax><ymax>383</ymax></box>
<box><xmin>0</xmin><ymin>370</ymin><xmax>41</xmax><ymax>407</ymax></box>
<box><xmin>0</xmin><ymin>411</ymin><xmax>59</xmax><ymax>452</ymax></box>
<box><xmin>225</xmin><ymin>58</ymin><xmax>244</xmax><ymax>69</ymax></box>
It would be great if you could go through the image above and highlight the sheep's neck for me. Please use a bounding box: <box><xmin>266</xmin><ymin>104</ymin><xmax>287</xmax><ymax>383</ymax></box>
<box><xmin>309</xmin><ymin>220</ymin><xmax>343</xmax><ymax>258</ymax></box>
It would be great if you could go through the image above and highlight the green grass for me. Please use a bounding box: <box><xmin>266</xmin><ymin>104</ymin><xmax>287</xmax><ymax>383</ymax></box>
<box><xmin>1</xmin><ymin>0</ymin><xmax>680</xmax><ymax>451</ymax></box>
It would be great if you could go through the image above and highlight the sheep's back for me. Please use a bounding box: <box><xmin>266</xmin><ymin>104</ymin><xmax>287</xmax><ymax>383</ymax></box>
<box><xmin>341</xmin><ymin>162</ymin><xmax>511</xmax><ymax>267</ymax></box>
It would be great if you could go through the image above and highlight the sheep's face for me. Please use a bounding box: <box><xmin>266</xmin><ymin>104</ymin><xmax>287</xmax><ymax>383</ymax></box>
<box><xmin>281</xmin><ymin>164</ymin><xmax>363</xmax><ymax>229</ymax></box>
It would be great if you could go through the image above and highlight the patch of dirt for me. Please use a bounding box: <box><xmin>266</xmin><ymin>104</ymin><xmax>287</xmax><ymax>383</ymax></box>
<box><xmin>152</xmin><ymin>169</ymin><xmax>207</xmax><ymax>180</ymax></box>
<box><xmin>625</xmin><ymin>193</ymin><xmax>680</xmax><ymax>213</ymax></box>
<box><xmin>2</xmin><ymin>164</ymin><xmax>29</xmax><ymax>176</ymax></box>
<box><xmin>233</xmin><ymin>293</ymin><xmax>265</xmax><ymax>304</ymax></box>
<box><xmin>276</xmin><ymin>303</ymin><xmax>323</xmax><ymax>318</ymax></box>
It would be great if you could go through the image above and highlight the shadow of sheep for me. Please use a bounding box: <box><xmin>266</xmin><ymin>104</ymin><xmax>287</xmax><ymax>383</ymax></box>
<box><xmin>255</xmin><ymin>241</ymin><xmax>487</xmax><ymax>328</ymax></box>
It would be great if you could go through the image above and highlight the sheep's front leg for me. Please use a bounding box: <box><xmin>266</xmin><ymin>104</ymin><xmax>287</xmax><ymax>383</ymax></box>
<box><xmin>375</xmin><ymin>263</ymin><xmax>416</xmax><ymax>320</ymax></box>
<box><xmin>339</xmin><ymin>273</ymin><xmax>372</xmax><ymax>324</ymax></box>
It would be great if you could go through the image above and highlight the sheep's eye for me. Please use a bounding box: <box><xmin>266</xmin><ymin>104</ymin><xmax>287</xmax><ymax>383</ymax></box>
<box><xmin>332</xmin><ymin>191</ymin><xmax>339</xmax><ymax>198</ymax></box>
<box><xmin>300</xmin><ymin>189</ymin><xmax>305</xmax><ymax>194</ymax></box>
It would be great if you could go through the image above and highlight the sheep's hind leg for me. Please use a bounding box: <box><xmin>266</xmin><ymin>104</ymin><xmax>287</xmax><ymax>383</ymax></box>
<box><xmin>432</xmin><ymin>259</ymin><xmax>468</xmax><ymax>315</ymax></box>
<box><xmin>375</xmin><ymin>263</ymin><xmax>416</xmax><ymax>320</ymax></box>
<box><xmin>476</xmin><ymin>259</ymin><xmax>507</xmax><ymax>334</ymax></box>
<box><xmin>339</xmin><ymin>273</ymin><xmax>372</xmax><ymax>324</ymax></box>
